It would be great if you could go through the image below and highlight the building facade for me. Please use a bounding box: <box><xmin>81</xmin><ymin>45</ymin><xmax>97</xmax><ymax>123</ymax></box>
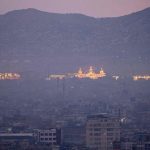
<box><xmin>35</xmin><ymin>128</ymin><xmax>61</xmax><ymax>146</ymax></box>
<box><xmin>132</xmin><ymin>132</ymin><xmax>150</xmax><ymax>150</ymax></box>
<box><xmin>62</xmin><ymin>124</ymin><xmax>85</xmax><ymax>145</ymax></box>
<box><xmin>0</xmin><ymin>133</ymin><xmax>34</xmax><ymax>149</ymax></box>
<box><xmin>86</xmin><ymin>114</ymin><xmax>120</xmax><ymax>150</ymax></box>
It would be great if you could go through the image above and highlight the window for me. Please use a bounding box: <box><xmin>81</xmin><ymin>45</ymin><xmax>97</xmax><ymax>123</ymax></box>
<box><xmin>107</xmin><ymin>123</ymin><xmax>114</xmax><ymax>126</ymax></box>
<box><xmin>93</xmin><ymin>124</ymin><xmax>100</xmax><ymax>127</ymax></box>
<box><xmin>49</xmin><ymin>133</ymin><xmax>52</xmax><ymax>136</ymax></box>
<box><xmin>89</xmin><ymin>133</ymin><xmax>93</xmax><ymax>136</ymax></box>
<box><xmin>94</xmin><ymin>133</ymin><xmax>100</xmax><ymax>136</ymax></box>
<box><xmin>94</xmin><ymin>128</ymin><xmax>101</xmax><ymax>131</ymax></box>
<box><xmin>94</xmin><ymin>142</ymin><xmax>100</xmax><ymax>145</ymax></box>
<box><xmin>107</xmin><ymin>133</ymin><xmax>113</xmax><ymax>136</ymax></box>
<box><xmin>94</xmin><ymin>138</ymin><xmax>100</xmax><ymax>141</ymax></box>
<box><xmin>107</xmin><ymin>128</ymin><xmax>114</xmax><ymax>131</ymax></box>
<box><xmin>107</xmin><ymin>137</ymin><xmax>113</xmax><ymax>141</ymax></box>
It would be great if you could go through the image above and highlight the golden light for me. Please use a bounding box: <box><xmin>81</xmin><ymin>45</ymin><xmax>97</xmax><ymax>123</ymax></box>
<box><xmin>75</xmin><ymin>66</ymin><xmax>106</xmax><ymax>80</ymax></box>
<box><xmin>133</xmin><ymin>75</ymin><xmax>150</xmax><ymax>81</ymax></box>
<box><xmin>0</xmin><ymin>73</ymin><xmax>21</xmax><ymax>80</ymax></box>
<box><xmin>47</xmin><ymin>66</ymin><xmax>106</xmax><ymax>80</ymax></box>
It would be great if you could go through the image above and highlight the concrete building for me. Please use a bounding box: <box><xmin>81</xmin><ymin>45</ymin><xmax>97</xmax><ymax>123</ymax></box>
<box><xmin>0</xmin><ymin>133</ymin><xmax>34</xmax><ymax>149</ymax></box>
<box><xmin>35</xmin><ymin>128</ymin><xmax>61</xmax><ymax>146</ymax></box>
<box><xmin>132</xmin><ymin>132</ymin><xmax>150</xmax><ymax>150</ymax></box>
<box><xmin>86</xmin><ymin>114</ymin><xmax>120</xmax><ymax>150</ymax></box>
<box><xmin>121</xmin><ymin>140</ymin><xmax>133</xmax><ymax>150</ymax></box>
<box><xmin>62</xmin><ymin>124</ymin><xmax>85</xmax><ymax>145</ymax></box>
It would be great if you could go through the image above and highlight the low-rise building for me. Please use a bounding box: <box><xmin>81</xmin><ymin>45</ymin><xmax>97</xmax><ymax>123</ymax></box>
<box><xmin>0</xmin><ymin>133</ymin><xmax>34</xmax><ymax>149</ymax></box>
<box><xmin>34</xmin><ymin>128</ymin><xmax>61</xmax><ymax>146</ymax></box>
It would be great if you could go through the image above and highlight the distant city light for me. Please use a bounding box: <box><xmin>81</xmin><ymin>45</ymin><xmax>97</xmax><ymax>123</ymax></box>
<box><xmin>75</xmin><ymin>66</ymin><xmax>106</xmax><ymax>80</ymax></box>
<box><xmin>46</xmin><ymin>66</ymin><xmax>106</xmax><ymax>80</ymax></box>
<box><xmin>46</xmin><ymin>74</ymin><xmax>66</xmax><ymax>80</ymax></box>
<box><xmin>0</xmin><ymin>73</ymin><xmax>21</xmax><ymax>80</ymax></box>
<box><xmin>133</xmin><ymin>75</ymin><xmax>150</xmax><ymax>81</ymax></box>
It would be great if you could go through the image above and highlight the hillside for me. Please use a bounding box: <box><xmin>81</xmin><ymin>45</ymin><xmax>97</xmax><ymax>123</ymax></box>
<box><xmin>0</xmin><ymin>8</ymin><xmax>150</xmax><ymax>75</ymax></box>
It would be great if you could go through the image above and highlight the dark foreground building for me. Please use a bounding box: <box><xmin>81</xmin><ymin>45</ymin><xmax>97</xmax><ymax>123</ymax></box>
<box><xmin>0</xmin><ymin>133</ymin><xmax>34</xmax><ymax>149</ymax></box>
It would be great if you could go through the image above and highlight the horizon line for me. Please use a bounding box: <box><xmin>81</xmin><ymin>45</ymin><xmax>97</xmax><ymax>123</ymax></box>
<box><xmin>1</xmin><ymin>7</ymin><xmax>150</xmax><ymax>18</ymax></box>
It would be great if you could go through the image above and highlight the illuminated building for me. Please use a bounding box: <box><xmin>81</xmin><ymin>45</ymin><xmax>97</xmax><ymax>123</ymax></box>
<box><xmin>86</xmin><ymin>66</ymin><xmax>98</xmax><ymax>80</ymax></box>
<box><xmin>86</xmin><ymin>114</ymin><xmax>120</xmax><ymax>150</ymax></box>
<box><xmin>47</xmin><ymin>66</ymin><xmax>106</xmax><ymax>80</ymax></box>
<box><xmin>0</xmin><ymin>73</ymin><xmax>21</xmax><ymax>80</ymax></box>
<box><xmin>98</xmin><ymin>68</ymin><xmax>106</xmax><ymax>78</ymax></box>
<box><xmin>75</xmin><ymin>68</ymin><xmax>85</xmax><ymax>78</ymax></box>
<box><xmin>75</xmin><ymin>66</ymin><xmax>106</xmax><ymax>79</ymax></box>
<box><xmin>133</xmin><ymin>75</ymin><xmax>150</xmax><ymax>81</ymax></box>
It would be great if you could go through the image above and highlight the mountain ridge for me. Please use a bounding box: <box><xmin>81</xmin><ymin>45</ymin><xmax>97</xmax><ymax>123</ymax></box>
<box><xmin>0</xmin><ymin>8</ymin><xmax>150</xmax><ymax>75</ymax></box>
<box><xmin>2</xmin><ymin>7</ymin><xmax>150</xmax><ymax>18</ymax></box>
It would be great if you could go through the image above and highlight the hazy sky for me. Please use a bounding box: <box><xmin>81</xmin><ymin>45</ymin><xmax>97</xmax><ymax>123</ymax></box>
<box><xmin>0</xmin><ymin>0</ymin><xmax>150</xmax><ymax>17</ymax></box>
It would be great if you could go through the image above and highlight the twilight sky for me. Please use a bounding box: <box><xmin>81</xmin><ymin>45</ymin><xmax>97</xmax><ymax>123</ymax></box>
<box><xmin>0</xmin><ymin>0</ymin><xmax>150</xmax><ymax>17</ymax></box>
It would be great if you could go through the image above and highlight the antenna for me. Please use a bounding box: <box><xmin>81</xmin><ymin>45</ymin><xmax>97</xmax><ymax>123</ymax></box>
<box><xmin>62</xmin><ymin>78</ymin><xmax>66</xmax><ymax>99</ymax></box>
